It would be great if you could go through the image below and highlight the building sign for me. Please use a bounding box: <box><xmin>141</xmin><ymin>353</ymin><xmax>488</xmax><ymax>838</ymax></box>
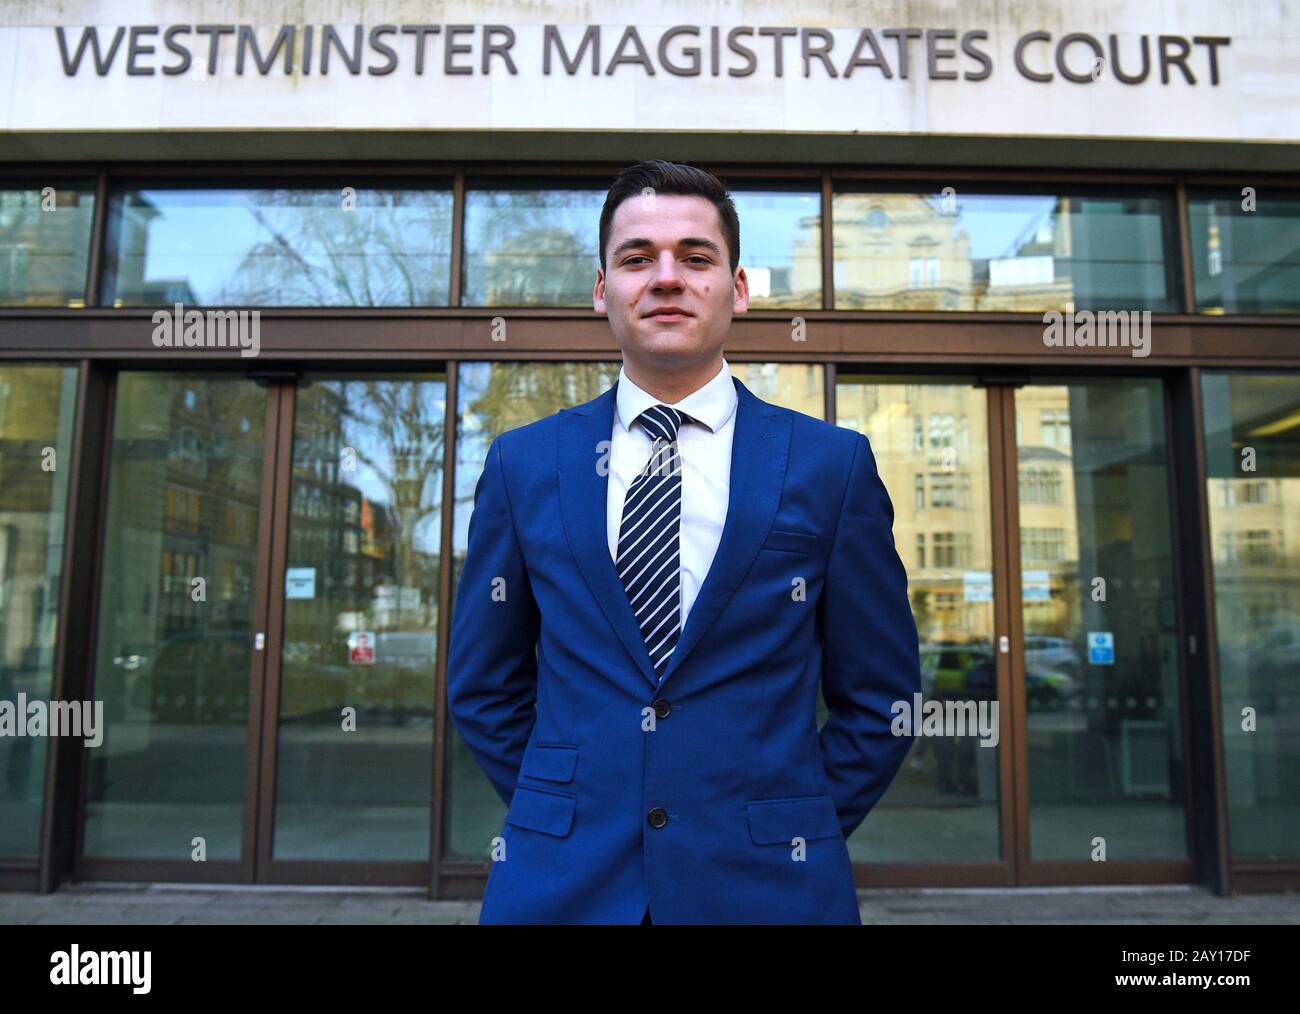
<box><xmin>50</xmin><ymin>24</ymin><xmax>1231</xmax><ymax>86</ymax></box>
<box><xmin>0</xmin><ymin>0</ymin><xmax>1293</xmax><ymax>143</ymax></box>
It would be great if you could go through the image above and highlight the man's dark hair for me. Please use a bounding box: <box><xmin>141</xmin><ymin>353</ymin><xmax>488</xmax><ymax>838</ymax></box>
<box><xmin>598</xmin><ymin>160</ymin><xmax>740</xmax><ymax>275</ymax></box>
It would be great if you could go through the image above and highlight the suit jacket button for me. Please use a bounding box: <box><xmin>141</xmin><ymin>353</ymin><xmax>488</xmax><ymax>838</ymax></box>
<box><xmin>652</xmin><ymin>697</ymin><xmax>671</xmax><ymax>719</ymax></box>
<box><xmin>647</xmin><ymin>807</ymin><xmax>668</xmax><ymax>829</ymax></box>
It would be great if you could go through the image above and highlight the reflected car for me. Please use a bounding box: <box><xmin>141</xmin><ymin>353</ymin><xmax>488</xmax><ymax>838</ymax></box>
<box><xmin>1024</xmin><ymin>635</ymin><xmax>1083</xmax><ymax>677</ymax></box>
<box><xmin>923</xmin><ymin>644</ymin><xmax>1077</xmax><ymax>710</ymax></box>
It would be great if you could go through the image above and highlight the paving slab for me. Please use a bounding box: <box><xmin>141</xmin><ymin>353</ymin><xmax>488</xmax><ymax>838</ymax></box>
<box><xmin>1</xmin><ymin>882</ymin><xmax>1297</xmax><ymax>924</ymax></box>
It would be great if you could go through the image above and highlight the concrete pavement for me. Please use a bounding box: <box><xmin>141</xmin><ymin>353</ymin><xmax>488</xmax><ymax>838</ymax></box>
<box><xmin>1</xmin><ymin>882</ymin><xmax>1297</xmax><ymax>924</ymax></box>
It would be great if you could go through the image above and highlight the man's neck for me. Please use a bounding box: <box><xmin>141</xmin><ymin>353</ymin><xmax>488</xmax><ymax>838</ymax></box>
<box><xmin>623</xmin><ymin>357</ymin><xmax>723</xmax><ymax>405</ymax></box>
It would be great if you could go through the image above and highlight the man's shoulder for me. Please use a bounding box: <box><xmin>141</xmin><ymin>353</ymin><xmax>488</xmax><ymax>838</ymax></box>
<box><xmin>489</xmin><ymin>395</ymin><xmax>595</xmax><ymax>466</ymax></box>
<box><xmin>494</xmin><ymin>382</ymin><xmax>615</xmax><ymax>450</ymax></box>
<box><xmin>489</xmin><ymin>411</ymin><xmax>559</xmax><ymax>461</ymax></box>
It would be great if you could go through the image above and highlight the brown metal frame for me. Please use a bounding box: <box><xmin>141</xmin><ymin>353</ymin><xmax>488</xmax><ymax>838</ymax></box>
<box><xmin>1</xmin><ymin>159</ymin><xmax>1298</xmax><ymax>895</ymax></box>
<box><xmin>989</xmin><ymin>383</ymin><xmax>1024</xmax><ymax>886</ymax></box>
<box><xmin>26</xmin><ymin>360</ymin><xmax>109</xmax><ymax>893</ymax></box>
<box><xmin>429</xmin><ymin>361</ymin><xmax>460</xmax><ymax>898</ymax></box>
<box><xmin>251</xmin><ymin>381</ymin><xmax>291</xmax><ymax>884</ymax></box>
<box><xmin>1167</xmin><ymin>367</ymin><xmax>1230</xmax><ymax>894</ymax></box>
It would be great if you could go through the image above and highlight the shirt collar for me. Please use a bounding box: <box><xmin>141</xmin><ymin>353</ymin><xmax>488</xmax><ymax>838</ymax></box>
<box><xmin>616</xmin><ymin>358</ymin><xmax>736</xmax><ymax>435</ymax></box>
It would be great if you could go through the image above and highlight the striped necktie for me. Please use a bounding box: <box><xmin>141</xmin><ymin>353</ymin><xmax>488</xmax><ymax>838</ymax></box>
<box><xmin>616</xmin><ymin>404</ymin><xmax>693</xmax><ymax>680</ymax></box>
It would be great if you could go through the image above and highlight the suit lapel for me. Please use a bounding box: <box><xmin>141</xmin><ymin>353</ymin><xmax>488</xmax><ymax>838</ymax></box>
<box><xmin>558</xmin><ymin>375</ymin><xmax>791</xmax><ymax>693</ymax></box>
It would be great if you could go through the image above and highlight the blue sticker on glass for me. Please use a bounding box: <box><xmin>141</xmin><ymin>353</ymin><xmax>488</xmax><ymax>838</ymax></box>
<box><xmin>1087</xmin><ymin>631</ymin><xmax>1114</xmax><ymax>665</ymax></box>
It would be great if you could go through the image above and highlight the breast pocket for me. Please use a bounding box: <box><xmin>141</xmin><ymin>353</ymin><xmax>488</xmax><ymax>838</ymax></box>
<box><xmin>760</xmin><ymin>528</ymin><xmax>820</xmax><ymax>557</ymax></box>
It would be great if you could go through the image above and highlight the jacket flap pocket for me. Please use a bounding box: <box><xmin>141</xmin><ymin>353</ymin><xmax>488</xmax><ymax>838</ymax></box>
<box><xmin>520</xmin><ymin>743</ymin><xmax>578</xmax><ymax>783</ymax></box>
<box><xmin>761</xmin><ymin>528</ymin><xmax>819</xmax><ymax>555</ymax></box>
<box><xmin>505</xmin><ymin>786</ymin><xmax>576</xmax><ymax>837</ymax></box>
<box><xmin>746</xmin><ymin>794</ymin><xmax>842</xmax><ymax>845</ymax></box>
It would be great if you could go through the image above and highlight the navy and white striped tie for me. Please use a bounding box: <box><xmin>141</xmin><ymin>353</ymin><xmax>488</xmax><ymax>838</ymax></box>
<box><xmin>616</xmin><ymin>404</ymin><xmax>693</xmax><ymax>680</ymax></box>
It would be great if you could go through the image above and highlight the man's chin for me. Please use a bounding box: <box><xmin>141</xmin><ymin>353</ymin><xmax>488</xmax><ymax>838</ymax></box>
<box><xmin>634</xmin><ymin>330</ymin><xmax>706</xmax><ymax>358</ymax></box>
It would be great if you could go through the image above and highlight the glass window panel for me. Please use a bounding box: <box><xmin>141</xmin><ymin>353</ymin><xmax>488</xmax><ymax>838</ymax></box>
<box><xmin>0</xmin><ymin>365</ymin><xmax>78</xmax><ymax>856</ymax></box>
<box><xmin>461</xmin><ymin>185</ymin><xmax>604</xmax><ymax>306</ymax></box>
<box><xmin>833</xmin><ymin>187</ymin><xmax>1177</xmax><ymax>313</ymax></box>
<box><xmin>835</xmin><ymin>376</ymin><xmax>999</xmax><ymax>863</ymax></box>
<box><xmin>461</xmin><ymin>183</ymin><xmax>820</xmax><ymax>309</ymax></box>
<box><xmin>1014</xmin><ymin>379</ymin><xmax>1186</xmax><ymax>860</ymax></box>
<box><xmin>83</xmin><ymin>373</ymin><xmax>266</xmax><ymax>859</ymax></box>
<box><xmin>1190</xmin><ymin>189</ymin><xmax>1300</xmax><ymax>314</ymax></box>
<box><xmin>1202</xmin><ymin>371</ymin><xmax>1300</xmax><ymax>859</ymax></box>
<box><xmin>273</xmin><ymin>374</ymin><xmax>446</xmax><ymax>861</ymax></box>
<box><xmin>0</xmin><ymin>186</ymin><xmax>95</xmax><ymax>307</ymax></box>
<box><xmin>729</xmin><ymin>188</ymin><xmax>821</xmax><ymax>308</ymax></box>
<box><xmin>101</xmin><ymin>186</ymin><xmax>453</xmax><ymax>307</ymax></box>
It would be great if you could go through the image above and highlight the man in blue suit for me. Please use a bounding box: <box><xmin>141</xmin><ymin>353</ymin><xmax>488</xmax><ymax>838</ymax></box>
<box><xmin>447</xmin><ymin>160</ymin><xmax>921</xmax><ymax>924</ymax></box>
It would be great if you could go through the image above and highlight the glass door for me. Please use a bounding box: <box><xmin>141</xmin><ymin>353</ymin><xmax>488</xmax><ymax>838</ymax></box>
<box><xmin>81</xmin><ymin>372</ymin><xmax>270</xmax><ymax>875</ymax></box>
<box><xmin>80</xmin><ymin>369</ymin><xmax>447</xmax><ymax>885</ymax></box>
<box><xmin>835</xmin><ymin>375</ymin><xmax>1014</xmax><ymax>883</ymax></box>
<box><xmin>834</xmin><ymin>371</ymin><xmax>1192</xmax><ymax>886</ymax></box>
<box><xmin>259</xmin><ymin>373</ymin><xmax>447</xmax><ymax>881</ymax></box>
<box><xmin>1009</xmin><ymin>378</ymin><xmax>1190</xmax><ymax>877</ymax></box>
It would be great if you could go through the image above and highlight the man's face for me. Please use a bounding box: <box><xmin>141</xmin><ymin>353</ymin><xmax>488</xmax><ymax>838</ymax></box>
<box><xmin>594</xmin><ymin>193</ymin><xmax>748</xmax><ymax>372</ymax></box>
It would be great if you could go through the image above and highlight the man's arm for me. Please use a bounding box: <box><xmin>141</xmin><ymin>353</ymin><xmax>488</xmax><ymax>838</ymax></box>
<box><xmin>446</xmin><ymin>433</ymin><xmax>541</xmax><ymax>807</ymax></box>
<box><xmin>817</xmin><ymin>431</ymin><xmax>922</xmax><ymax>840</ymax></box>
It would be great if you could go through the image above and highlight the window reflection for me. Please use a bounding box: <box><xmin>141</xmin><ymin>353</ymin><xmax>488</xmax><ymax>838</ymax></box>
<box><xmin>0</xmin><ymin>365</ymin><xmax>77</xmax><ymax>855</ymax></box>
<box><xmin>101</xmin><ymin>187</ymin><xmax>453</xmax><ymax>306</ymax></box>
<box><xmin>1202</xmin><ymin>372</ymin><xmax>1300</xmax><ymax>859</ymax></box>
<box><xmin>1190</xmin><ymin>190</ymin><xmax>1300</xmax><ymax>314</ymax></box>
<box><xmin>462</xmin><ymin>184</ymin><xmax>824</xmax><ymax>308</ymax></box>
<box><xmin>273</xmin><ymin>374</ymin><xmax>446</xmax><ymax>861</ymax></box>
<box><xmin>461</xmin><ymin>186</ymin><xmax>604</xmax><ymax>306</ymax></box>
<box><xmin>729</xmin><ymin>189</ymin><xmax>821</xmax><ymax>308</ymax></box>
<box><xmin>833</xmin><ymin>188</ymin><xmax>1177</xmax><ymax>312</ymax></box>
<box><xmin>83</xmin><ymin>374</ymin><xmax>265</xmax><ymax>859</ymax></box>
<box><xmin>0</xmin><ymin>187</ymin><xmax>95</xmax><ymax>306</ymax></box>
<box><xmin>1015</xmin><ymin>380</ymin><xmax>1186</xmax><ymax>860</ymax></box>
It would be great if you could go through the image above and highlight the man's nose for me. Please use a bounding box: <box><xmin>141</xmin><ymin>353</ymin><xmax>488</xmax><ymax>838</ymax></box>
<box><xmin>652</xmin><ymin>252</ymin><xmax>684</xmax><ymax>287</ymax></box>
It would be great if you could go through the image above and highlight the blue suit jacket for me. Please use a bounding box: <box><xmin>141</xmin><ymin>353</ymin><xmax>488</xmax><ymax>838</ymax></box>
<box><xmin>447</xmin><ymin>374</ymin><xmax>921</xmax><ymax>924</ymax></box>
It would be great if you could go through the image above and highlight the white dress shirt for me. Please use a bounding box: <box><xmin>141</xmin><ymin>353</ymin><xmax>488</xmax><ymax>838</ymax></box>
<box><xmin>607</xmin><ymin>358</ymin><xmax>738</xmax><ymax>628</ymax></box>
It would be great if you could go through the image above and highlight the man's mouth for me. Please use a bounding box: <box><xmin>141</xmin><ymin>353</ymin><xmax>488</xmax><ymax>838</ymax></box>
<box><xmin>644</xmin><ymin>308</ymin><xmax>692</xmax><ymax>321</ymax></box>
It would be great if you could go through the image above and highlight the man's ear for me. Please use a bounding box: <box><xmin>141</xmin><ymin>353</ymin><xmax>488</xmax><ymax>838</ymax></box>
<box><xmin>594</xmin><ymin>267</ymin><xmax>607</xmax><ymax>314</ymax></box>
<box><xmin>732</xmin><ymin>265</ymin><xmax>750</xmax><ymax>315</ymax></box>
